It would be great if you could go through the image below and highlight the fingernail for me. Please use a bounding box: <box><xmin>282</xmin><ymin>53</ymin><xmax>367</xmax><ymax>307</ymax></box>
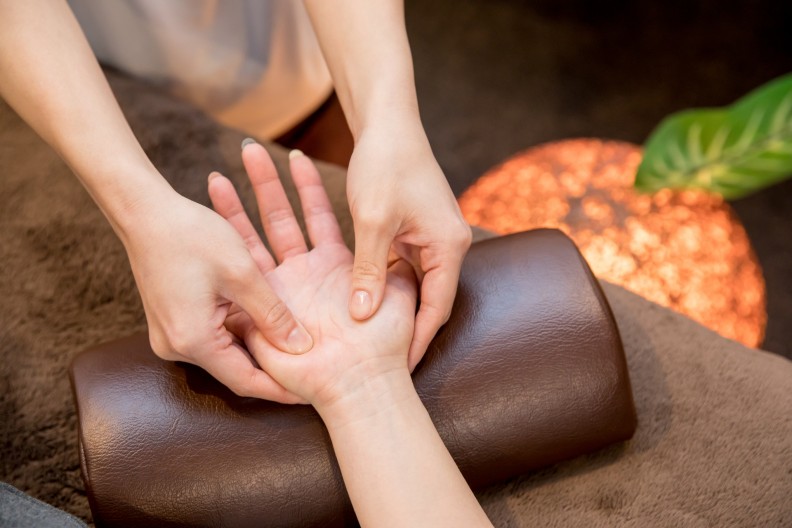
<box><xmin>208</xmin><ymin>172</ymin><xmax>220</xmax><ymax>183</ymax></box>
<box><xmin>288</xmin><ymin>149</ymin><xmax>304</xmax><ymax>160</ymax></box>
<box><xmin>350</xmin><ymin>290</ymin><xmax>372</xmax><ymax>320</ymax></box>
<box><xmin>286</xmin><ymin>325</ymin><xmax>313</xmax><ymax>354</ymax></box>
<box><xmin>241</xmin><ymin>137</ymin><xmax>257</xmax><ymax>150</ymax></box>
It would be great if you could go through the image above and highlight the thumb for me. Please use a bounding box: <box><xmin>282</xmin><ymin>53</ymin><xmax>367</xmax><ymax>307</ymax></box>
<box><xmin>350</xmin><ymin>221</ymin><xmax>393</xmax><ymax>321</ymax></box>
<box><xmin>230</xmin><ymin>268</ymin><xmax>313</xmax><ymax>355</ymax></box>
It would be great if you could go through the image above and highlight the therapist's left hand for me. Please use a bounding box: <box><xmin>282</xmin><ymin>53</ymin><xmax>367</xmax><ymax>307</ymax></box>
<box><xmin>345</xmin><ymin>118</ymin><xmax>472</xmax><ymax>371</ymax></box>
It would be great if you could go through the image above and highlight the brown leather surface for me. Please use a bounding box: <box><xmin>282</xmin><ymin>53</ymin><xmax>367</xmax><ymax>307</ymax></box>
<box><xmin>70</xmin><ymin>229</ymin><xmax>637</xmax><ymax>528</ymax></box>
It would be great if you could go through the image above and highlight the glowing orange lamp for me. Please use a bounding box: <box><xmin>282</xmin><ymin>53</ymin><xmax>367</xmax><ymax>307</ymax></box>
<box><xmin>459</xmin><ymin>139</ymin><xmax>766</xmax><ymax>348</ymax></box>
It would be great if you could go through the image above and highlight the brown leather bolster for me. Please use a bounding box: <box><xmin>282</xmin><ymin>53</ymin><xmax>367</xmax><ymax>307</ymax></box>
<box><xmin>70</xmin><ymin>229</ymin><xmax>637</xmax><ymax>528</ymax></box>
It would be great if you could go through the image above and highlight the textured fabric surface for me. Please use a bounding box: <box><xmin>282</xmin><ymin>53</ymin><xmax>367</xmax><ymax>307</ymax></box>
<box><xmin>477</xmin><ymin>281</ymin><xmax>792</xmax><ymax>527</ymax></box>
<box><xmin>1</xmin><ymin>72</ymin><xmax>790</xmax><ymax>526</ymax></box>
<box><xmin>0</xmin><ymin>482</ymin><xmax>86</xmax><ymax>528</ymax></box>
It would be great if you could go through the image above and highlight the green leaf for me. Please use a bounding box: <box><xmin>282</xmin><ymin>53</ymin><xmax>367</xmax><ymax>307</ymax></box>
<box><xmin>635</xmin><ymin>73</ymin><xmax>792</xmax><ymax>199</ymax></box>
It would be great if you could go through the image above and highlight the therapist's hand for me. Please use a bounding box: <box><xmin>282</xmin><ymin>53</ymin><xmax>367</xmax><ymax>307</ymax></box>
<box><xmin>208</xmin><ymin>145</ymin><xmax>418</xmax><ymax>407</ymax></box>
<box><xmin>123</xmin><ymin>180</ymin><xmax>312</xmax><ymax>404</ymax></box>
<box><xmin>346</xmin><ymin>120</ymin><xmax>472</xmax><ymax>370</ymax></box>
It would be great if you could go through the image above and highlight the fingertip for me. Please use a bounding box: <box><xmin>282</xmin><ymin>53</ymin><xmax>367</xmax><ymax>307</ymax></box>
<box><xmin>240</xmin><ymin>141</ymin><xmax>278</xmax><ymax>183</ymax></box>
<box><xmin>407</xmin><ymin>340</ymin><xmax>427</xmax><ymax>373</ymax></box>
<box><xmin>240</xmin><ymin>140</ymin><xmax>266</xmax><ymax>166</ymax></box>
<box><xmin>207</xmin><ymin>174</ymin><xmax>239</xmax><ymax>213</ymax></box>
<box><xmin>207</xmin><ymin>172</ymin><xmax>233</xmax><ymax>192</ymax></box>
<box><xmin>349</xmin><ymin>289</ymin><xmax>374</xmax><ymax>320</ymax></box>
<box><xmin>288</xmin><ymin>149</ymin><xmax>319</xmax><ymax>183</ymax></box>
<box><xmin>285</xmin><ymin>324</ymin><xmax>314</xmax><ymax>354</ymax></box>
<box><xmin>241</xmin><ymin>137</ymin><xmax>257</xmax><ymax>150</ymax></box>
<box><xmin>349</xmin><ymin>254</ymin><xmax>390</xmax><ymax>321</ymax></box>
<box><xmin>249</xmin><ymin>306</ymin><xmax>314</xmax><ymax>355</ymax></box>
<box><xmin>242</xmin><ymin>138</ymin><xmax>268</xmax><ymax>156</ymax></box>
<box><xmin>409</xmin><ymin>309</ymin><xmax>444</xmax><ymax>368</ymax></box>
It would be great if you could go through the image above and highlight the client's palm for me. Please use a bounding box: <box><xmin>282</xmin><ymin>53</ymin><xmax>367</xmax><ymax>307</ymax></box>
<box><xmin>209</xmin><ymin>144</ymin><xmax>417</xmax><ymax>407</ymax></box>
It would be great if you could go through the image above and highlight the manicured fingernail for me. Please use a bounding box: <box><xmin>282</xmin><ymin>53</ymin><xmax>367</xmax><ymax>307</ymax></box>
<box><xmin>286</xmin><ymin>325</ymin><xmax>313</xmax><ymax>354</ymax></box>
<box><xmin>241</xmin><ymin>137</ymin><xmax>257</xmax><ymax>150</ymax></box>
<box><xmin>350</xmin><ymin>290</ymin><xmax>372</xmax><ymax>320</ymax></box>
<box><xmin>288</xmin><ymin>149</ymin><xmax>304</xmax><ymax>160</ymax></box>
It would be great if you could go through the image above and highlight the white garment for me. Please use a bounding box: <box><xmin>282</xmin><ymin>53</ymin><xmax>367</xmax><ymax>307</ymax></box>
<box><xmin>69</xmin><ymin>0</ymin><xmax>333</xmax><ymax>138</ymax></box>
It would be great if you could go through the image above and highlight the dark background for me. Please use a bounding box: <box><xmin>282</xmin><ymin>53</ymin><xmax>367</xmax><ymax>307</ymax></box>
<box><xmin>404</xmin><ymin>0</ymin><xmax>792</xmax><ymax>359</ymax></box>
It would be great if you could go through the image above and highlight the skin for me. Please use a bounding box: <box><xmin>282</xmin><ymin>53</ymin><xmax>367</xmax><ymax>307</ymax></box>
<box><xmin>0</xmin><ymin>0</ymin><xmax>469</xmax><ymax>393</ymax></box>
<box><xmin>209</xmin><ymin>146</ymin><xmax>493</xmax><ymax>527</ymax></box>
<box><xmin>304</xmin><ymin>0</ymin><xmax>473</xmax><ymax>369</ymax></box>
<box><xmin>0</xmin><ymin>2</ymin><xmax>484</xmax><ymax>521</ymax></box>
<box><xmin>0</xmin><ymin>0</ymin><xmax>312</xmax><ymax>400</ymax></box>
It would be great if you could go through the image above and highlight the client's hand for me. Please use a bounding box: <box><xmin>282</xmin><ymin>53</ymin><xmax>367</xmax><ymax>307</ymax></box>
<box><xmin>210</xmin><ymin>144</ymin><xmax>491</xmax><ymax>527</ymax></box>
<box><xmin>208</xmin><ymin>143</ymin><xmax>418</xmax><ymax>409</ymax></box>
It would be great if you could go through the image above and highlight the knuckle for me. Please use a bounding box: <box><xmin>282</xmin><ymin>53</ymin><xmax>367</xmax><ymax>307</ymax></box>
<box><xmin>352</xmin><ymin>260</ymin><xmax>382</xmax><ymax>283</ymax></box>
<box><xmin>261</xmin><ymin>299</ymin><xmax>293</xmax><ymax>331</ymax></box>
<box><xmin>230</xmin><ymin>381</ymin><xmax>251</xmax><ymax>398</ymax></box>
<box><xmin>241</xmin><ymin>232</ymin><xmax>263</xmax><ymax>251</ymax></box>
<box><xmin>355</xmin><ymin>209</ymin><xmax>389</xmax><ymax>232</ymax></box>
<box><xmin>303</xmin><ymin>203</ymin><xmax>333</xmax><ymax>219</ymax></box>
<box><xmin>424</xmin><ymin>302</ymin><xmax>452</xmax><ymax>326</ymax></box>
<box><xmin>231</xmin><ymin>372</ymin><xmax>263</xmax><ymax>398</ymax></box>
<box><xmin>263</xmin><ymin>207</ymin><xmax>295</xmax><ymax>228</ymax></box>
<box><xmin>166</xmin><ymin>324</ymin><xmax>200</xmax><ymax>357</ymax></box>
<box><xmin>451</xmin><ymin>224</ymin><xmax>473</xmax><ymax>250</ymax></box>
<box><xmin>428</xmin><ymin>308</ymin><xmax>452</xmax><ymax>328</ymax></box>
<box><xmin>227</xmin><ymin>259</ymin><xmax>259</xmax><ymax>284</ymax></box>
<box><xmin>229</xmin><ymin>383</ymin><xmax>251</xmax><ymax>398</ymax></box>
<box><xmin>148</xmin><ymin>331</ymin><xmax>174</xmax><ymax>359</ymax></box>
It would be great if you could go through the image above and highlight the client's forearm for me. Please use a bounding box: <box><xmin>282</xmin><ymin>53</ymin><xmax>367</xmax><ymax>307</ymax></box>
<box><xmin>315</xmin><ymin>368</ymin><xmax>493</xmax><ymax>528</ymax></box>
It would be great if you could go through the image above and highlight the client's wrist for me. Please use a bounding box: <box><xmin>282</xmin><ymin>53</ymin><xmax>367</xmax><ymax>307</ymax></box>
<box><xmin>313</xmin><ymin>364</ymin><xmax>416</xmax><ymax>431</ymax></box>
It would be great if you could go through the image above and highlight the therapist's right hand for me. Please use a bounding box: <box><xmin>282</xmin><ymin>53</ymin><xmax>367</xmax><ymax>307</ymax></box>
<box><xmin>121</xmin><ymin>189</ymin><xmax>312</xmax><ymax>404</ymax></box>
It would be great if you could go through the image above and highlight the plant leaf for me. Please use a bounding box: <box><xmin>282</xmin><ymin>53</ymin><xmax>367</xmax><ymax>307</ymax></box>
<box><xmin>635</xmin><ymin>73</ymin><xmax>792</xmax><ymax>199</ymax></box>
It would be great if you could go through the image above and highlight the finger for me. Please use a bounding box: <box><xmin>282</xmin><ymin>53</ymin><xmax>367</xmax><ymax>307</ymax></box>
<box><xmin>223</xmin><ymin>308</ymin><xmax>253</xmax><ymax>341</ymax></box>
<box><xmin>349</xmin><ymin>219</ymin><xmax>395</xmax><ymax>321</ymax></box>
<box><xmin>386</xmin><ymin>257</ymin><xmax>419</xmax><ymax>302</ymax></box>
<box><xmin>227</xmin><ymin>267</ymin><xmax>314</xmax><ymax>355</ymax></box>
<box><xmin>245</xmin><ymin>329</ymin><xmax>302</xmax><ymax>391</ymax></box>
<box><xmin>208</xmin><ymin>171</ymin><xmax>276</xmax><ymax>274</ymax></box>
<box><xmin>288</xmin><ymin>150</ymin><xmax>344</xmax><ymax>247</ymax></box>
<box><xmin>241</xmin><ymin>139</ymin><xmax>307</xmax><ymax>262</ymax></box>
<box><xmin>222</xmin><ymin>311</ymin><xmax>308</xmax><ymax>404</ymax></box>
<box><xmin>199</xmin><ymin>341</ymin><xmax>304</xmax><ymax>404</ymax></box>
<box><xmin>391</xmin><ymin>241</ymin><xmax>425</xmax><ymax>283</ymax></box>
<box><xmin>407</xmin><ymin>264</ymin><xmax>463</xmax><ymax>371</ymax></box>
<box><xmin>147</xmin><ymin>324</ymin><xmax>182</xmax><ymax>362</ymax></box>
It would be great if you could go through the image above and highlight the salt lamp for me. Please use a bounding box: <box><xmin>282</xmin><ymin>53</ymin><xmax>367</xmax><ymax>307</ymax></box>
<box><xmin>459</xmin><ymin>139</ymin><xmax>766</xmax><ymax>348</ymax></box>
